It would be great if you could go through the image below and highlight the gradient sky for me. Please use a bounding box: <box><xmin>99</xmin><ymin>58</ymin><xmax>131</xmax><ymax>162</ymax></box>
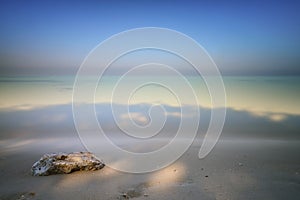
<box><xmin>0</xmin><ymin>0</ymin><xmax>299</xmax><ymax>75</ymax></box>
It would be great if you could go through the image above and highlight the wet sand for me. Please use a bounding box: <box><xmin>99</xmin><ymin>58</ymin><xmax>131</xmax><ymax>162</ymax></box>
<box><xmin>1</xmin><ymin>136</ymin><xmax>299</xmax><ymax>200</ymax></box>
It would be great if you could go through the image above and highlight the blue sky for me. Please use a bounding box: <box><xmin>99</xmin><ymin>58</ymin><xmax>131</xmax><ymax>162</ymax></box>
<box><xmin>0</xmin><ymin>0</ymin><xmax>299</xmax><ymax>75</ymax></box>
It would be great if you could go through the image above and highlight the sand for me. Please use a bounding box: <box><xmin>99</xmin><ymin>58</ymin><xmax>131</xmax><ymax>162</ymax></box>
<box><xmin>1</xmin><ymin>136</ymin><xmax>300</xmax><ymax>200</ymax></box>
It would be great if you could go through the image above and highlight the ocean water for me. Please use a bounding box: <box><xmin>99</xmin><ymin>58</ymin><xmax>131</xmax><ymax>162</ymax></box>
<box><xmin>0</xmin><ymin>75</ymin><xmax>299</xmax><ymax>142</ymax></box>
<box><xmin>0</xmin><ymin>75</ymin><xmax>299</xmax><ymax>115</ymax></box>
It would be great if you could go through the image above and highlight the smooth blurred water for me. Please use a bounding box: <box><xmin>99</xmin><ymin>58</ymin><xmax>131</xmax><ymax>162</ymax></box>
<box><xmin>0</xmin><ymin>75</ymin><xmax>299</xmax><ymax>147</ymax></box>
<box><xmin>0</xmin><ymin>75</ymin><xmax>299</xmax><ymax>116</ymax></box>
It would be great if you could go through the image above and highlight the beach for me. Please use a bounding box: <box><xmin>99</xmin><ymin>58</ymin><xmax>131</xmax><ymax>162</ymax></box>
<box><xmin>1</xmin><ymin>135</ymin><xmax>300</xmax><ymax>200</ymax></box>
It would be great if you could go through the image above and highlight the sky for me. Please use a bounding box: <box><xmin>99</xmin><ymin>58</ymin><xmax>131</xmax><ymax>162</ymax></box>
<box><xmin>0</xmin><ymin>0</ymin><xmax>300</xmax><ymax>75</ymax></box>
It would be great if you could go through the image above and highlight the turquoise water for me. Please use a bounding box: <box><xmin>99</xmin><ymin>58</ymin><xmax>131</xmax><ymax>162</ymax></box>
<box><xmin>0</xmin><ymin>76</ymin><xmax>299</xmax><ymax>117</ymax></box>
<box><xmin>0</xmin><ymin>75</ymin><xmax>299</xmax><ymax>141</ymax></box>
